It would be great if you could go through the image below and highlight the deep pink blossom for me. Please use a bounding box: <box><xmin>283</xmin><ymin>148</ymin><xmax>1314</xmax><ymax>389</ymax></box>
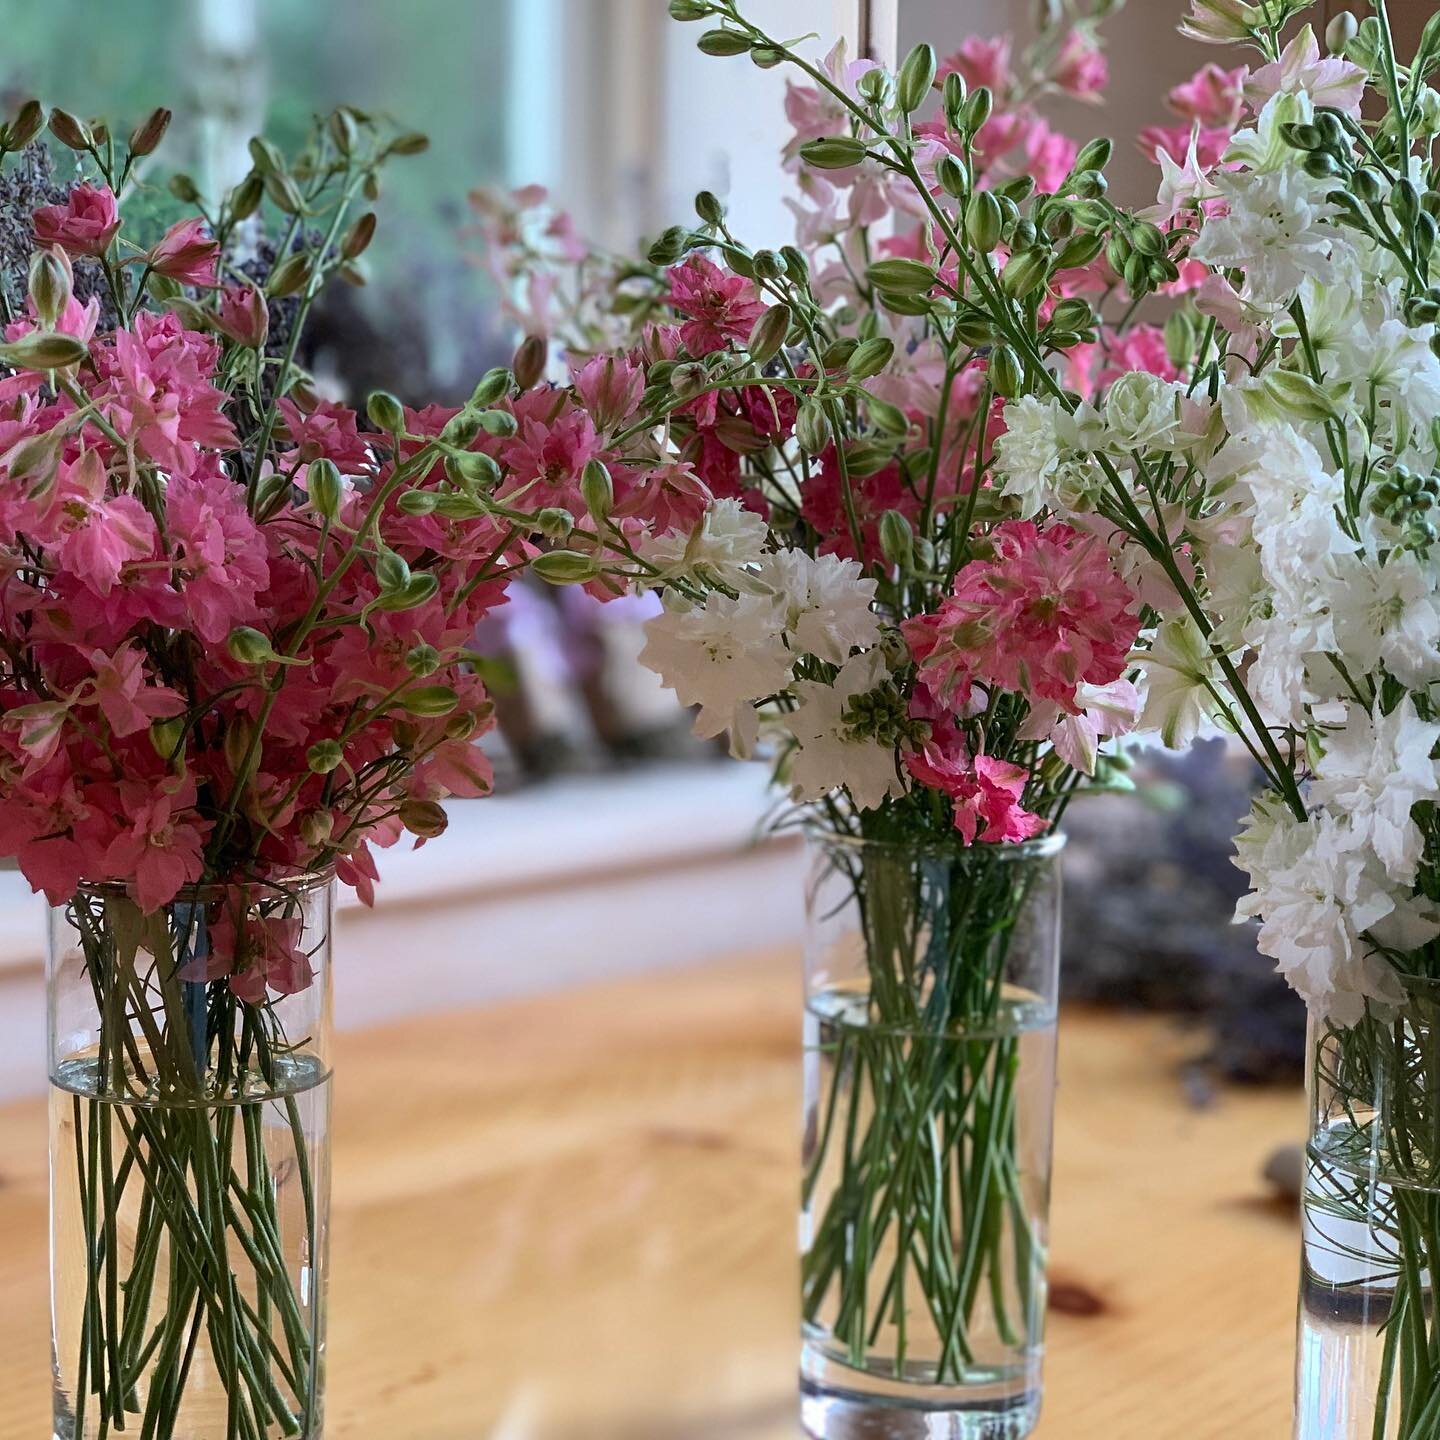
<box><xmin>216</xmin><ymin>283</ymin><xmax>269</xmax><ymax>347</ymax></box>
<box><xmin>277</xmin><ymin>397</ymin><xmax>373</xmax><ymax>471</ymax></box>
<box><xmin>904</xmin><ymin>747</ymin><xmax>1047</xmax><ymax>845</ymax></box>
<box><xmin>572</xmin><ymin>354</ymin><xmax>644</xmax><ymax>432</ymax></box>
<box><xmin>147</xmin><ymin>218</ymin><xmax>220</xmax><ymax>287</ymax></box>
<box><xmin>33</xmin><ymin>184</ymin><xmax>120</xmax><ymax>258</ymax></box>
<box><xmin>199</xmin><ymin>912</ymin><xmax>314</xmax><ymax>1003</ymax></box>
<box><xmin>102</xmin><ymin>779</ymin><xmax>208</xmax><ymax>913</ymax></box>
<box><xmin>50</xmin><ymin>451</ymin><xmax>159</xmax><ymax>596</ymax></box>
<box><xmin>166</xmin><ymin>469</ymin><xmax>269</xmax><ymax>642</ymax></box>
<box><xmin>666</xmin><ymin>257</ymin><xmax>769</xmax><ymax>356</ymax></box>
<box><xmin>903</xmin><ymin>520</ymin><xmax>1140</xmax><ymax>714</ymax></box>
<box><xmin>88</xmin><ymin>645</ymin><xmax>186</xmax><ymax>737</ymax></box>
<box><xmin>500</xmin><ymin>393</ymin><xmax>603</xmax><ymax>514</ymax></box>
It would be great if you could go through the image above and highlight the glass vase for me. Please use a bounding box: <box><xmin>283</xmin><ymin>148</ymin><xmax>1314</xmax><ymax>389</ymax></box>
<box><xmin>1296</xmin><ymin>981</ymin><xmax>1440</xmax><ymax>1439</ymax></box>
<box><xmin>48</xmin><ymin>875</ymin><xmax>334</xmax><ymax>1440</ymax></box>
<box><xmin>799</xmin><ymin>832</ymin><xmax>1064</xmax><ymax>1440</ymax></box>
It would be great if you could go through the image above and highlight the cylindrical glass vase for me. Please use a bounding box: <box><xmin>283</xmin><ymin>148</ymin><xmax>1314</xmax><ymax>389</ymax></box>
<box><xmin>1296</xmin><ymin>981</ymin><xmax>1440</xmax><ymax>1439</ymax></box>
<box><xmin>799</xmin><ymin>832</ymin><xmax>1063</xmax><ymax>1440</ymax></box>
<box><xmin>48</xmin><ymin>874</ymin><xmax>334</xmax><ymax>1440</ymax></box>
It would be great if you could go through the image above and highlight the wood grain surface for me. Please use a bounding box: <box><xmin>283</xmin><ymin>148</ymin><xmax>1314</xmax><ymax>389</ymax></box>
<box><xmin>0</xmin><ymin>952</ymin><xmax>1302</xmax><ymax>1438</ymax></box>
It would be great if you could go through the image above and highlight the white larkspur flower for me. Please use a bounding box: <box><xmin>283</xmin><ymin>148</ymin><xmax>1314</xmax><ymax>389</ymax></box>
<box><xmin>1336</xmin><ymin>316</ymin><xmax>1440</xmax><ymax>456</ymax></box>
<box><xmin>749</xmin><ymin>549</ymin><xmax>882</xmax><ymax>664</ymax></box>
<box><xmin>1214</xmin><ymin>416</ymin><xmax>1348</xmax><ymax>576</ymax></box>
<box><xmin>1190</xmin><ymin>164</ymin><xmax>1340</xmax><ymax>308</ymax></box>
<box><xmin>782</xmin><ymin>650</ymin><xmax>906</xmax><ymax>811</ymax></box>
<box><xmin>638</xmin><ymin>498</ymin><xmax>768</xmax><ymax>588</ymax></box>
<box><xmin>1310</xmin><ymin>696</ymin><xmax>1440</xmax><ymax>885</ymax></box>
<box><xmin>1233</xmin><ymin>803</ymin><xmax>1436</xmax><ymax>1026</ymax></box>
<box><xmin>993</xmin><ymin>395</ymin><xmax>1065</xmax><ymax>519</ymax></box>
<box><xmin>1135</xmin><ymin>615</ymin><xmax>1224</xmax><ymax>748</ymax></box>
<box><xmin>1104</xmin><ymin>372</ymin><xmax>1184</xmax><ymax>452</ymax></box>
<box><xmin>1327</xmin><ymin>550</ymin><xmax>1440</xmax><ymax>690</ymax></box>
<box><xmin>638</xmin><ymin>591</ymin><xmax>792</xmax><ymax>757</ymax></box>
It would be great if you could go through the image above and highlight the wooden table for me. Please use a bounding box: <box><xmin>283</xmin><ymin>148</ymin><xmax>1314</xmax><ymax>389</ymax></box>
<box><xmin>0</xmin><ymin>952</ymin><xmax>1302</xmax><ymax>1438</ymax></box>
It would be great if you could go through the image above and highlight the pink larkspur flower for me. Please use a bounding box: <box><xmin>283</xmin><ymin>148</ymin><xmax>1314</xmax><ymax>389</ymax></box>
<box><xmin>902</xmin><ymin>520</ymin><xmax>1140</xmax><ymax>715</ymax></box>
<box><xmin>166</xmin><ymin>468</ymin><xmax>270</xmax><ymax>643</ymax></box>
<box><xmin>500</xmin><ymin>393</ymin><xmax>603</xmax><ymax>514</ymax></box>
<box><xmin>1168</xmin><ymin>63</ymin><xmax>1247</xmax><ymax>128</ymax></box>
<box><xmin>938</xmin><ymin>36</ymin><xmax>1012</xmax><ymax>94</ymax></box>
<box><xmin>277</xmin><ymin>397</ymin><xmax>373</xmax><ymax>471</ymax></box>
<box><xmin>88</xmin><ymin>644</ymin><xmax>186</xmax><ymax>738</ymax></box>
<box><xmin>1245</xmin><ymin>25</ymin><xmax>1367</xmax><ymax>116</ymax></box>
<box><xmin>1053</xmin><ymin>32</ymin><xmax>1108</xmax><ymax>101</ymax></box>
<box><xmin>32</xmin><ymin>183</ymin><xmax>120</xmax><ymax>259</ymax></box>
<box><xmin>148</xmin><ymin>218</ymin><xmax>220</xmax><ymax>287</ymax></box>
<box><xmin>102</xmin><ymin>779</ymin><xmax>207</xmax><ymax>913</ymax></box>
<box><xmin>904</xmin><ymin>746</ymin><xmax>1046</xmax><ymax>845</ymax></box>
<box><xmin>50</xmin><ymin>450</ymin><xmax>158</xmax><ymax>596</ymax></box>
<box><xmin>199</xmin><ymin>912</ymin><xmax>315</xmax><ymax>1003</ymax></box>
<box><xmin>666</xmin><ymin>257</ymin><xmax>769</xmax><ymax>357</ymax></box>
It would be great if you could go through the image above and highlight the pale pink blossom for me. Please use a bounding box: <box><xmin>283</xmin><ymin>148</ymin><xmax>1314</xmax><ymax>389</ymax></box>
<box><xmin>1245</xmin><ymin>25</ymin><xmax>1367</xmax><ymax>115</ymax></box>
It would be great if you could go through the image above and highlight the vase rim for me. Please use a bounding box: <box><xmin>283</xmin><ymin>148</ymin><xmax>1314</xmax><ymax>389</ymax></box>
<box><xmin>70</xmin><ymin>867</ymin><xmax>337</xmax><ymax>904</ymax></box>
<box><xmin>806</xmin><ymin>828</ymin><xmax>1066</xmax><ymax>861</ymax></box>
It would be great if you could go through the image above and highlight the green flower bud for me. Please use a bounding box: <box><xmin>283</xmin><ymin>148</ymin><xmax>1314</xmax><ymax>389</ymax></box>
<box><xmin>374</xmin><ymin>548</ymin><xmax>411</xmax><ymax>592</ymax></box>
<box><xmin>1050</xmin><ymin>297</ymin><xmax>1093</xmax><ymax>334</ymax></box>
<box><xmin>366</xmin><ymin>390</ymin><xmax>406</xmax><ymax>434</ymax></box>
<box><xmin>470</xmin><ymin>367</ymin><xmax>512</xmax><ymax>407</ymax></box>
<box><xmin>373</xmin><ymin>574</ymin><xmax>440</xmax><ymax>612</ymax></box>
<box><xmin>781</xmin><ymin>246</ymin><xmax>809</xmax><ymax>285</ymax></box>
<box><xmin>799</xmin><ymin>137</ymin><xmax>869</xmax><ymax>170</ymax></box>
<box><xmin>965</xmin><ymin>191</ymin><xmax>1003</xmax><ymax>253</ymax></box>
<box><xmin>401</xmin><ymin>684</ymin><xmax>460</xmax><ymax>717</ymax></box>
<box><xmin>307</xmin><ymin>740</ymin><xmax>344</xmax><ymax>774</ymax></box>
<box><xmin>149</xmin><ymin>716</ymin><xmax>186</xmax><ymax>762</ymax></box>
<box><xmin>1393</xmin><ymin>178</ymin><xmax>1420</xmax><ymax>225</ymax></box>
<box><xmin>749</xmin><ymin>45</ymin><xmax>785</xmax><ymax>68</ymax></box>
<box><xmin>896</xmin><ymin>43</ymin><xmax>938</xmax><ymax>115</ymax></box>
<box><xmin>961</xmin><ymin>87</ymin><xmax>992</xmax><ymax>135</ymax></box>
<box><xmin>530</xmin><ymin>550</ymin><xmax>602</xmax><ymax>585</ymax></box>
<box><xmin>477</xmin><ymin>408</ymin><xmax>518</xmax><ymax>438</ymax></box>
<box><xmin>1073</xmin><ymin>137</ymin><xmax>1112</xmax><ymax>175</ymax></box>
<box><xmin>647</xmin><ymin>225</ymin><xmax>690</xmax><ymax>267</ymax></box>
<box><xmin>1326</xmin><ymin>12</ymin><xmax>1358</xmax><ymax>51</ymax></box>
<box><xmin>848</xmin><ymin>337</ymin><xmax>896</xmax><ymax>380</ymax></box>
<box><xmin>748</xmin><ymin>303</ymin><xmax>792</xmax><ymax>364</ymax></box>
<box><xmin>1353</xmin><ymin>168</ymin><xmax>1383</xmax><ymax>204</ymax></box>
<box><xmin>28</xmin><ymin>247</ymin><xmax>72</xmax><ymax>328</ymax></box>
<box><xmin>865</xmin><ymin>258</ymin><xmax>937</xmax><ymax>293</ymax></box>
<box><xmin>581</xmin><ymin>459</ymin><xmax>614</xmax><ymax>519</ymax></box>
<box><xmin>440</xmin><ymin>410</ymin><xmax>483</xmax><ymax>447</ymax></box>
<box><xmin>0</xmin><ymin>331</ymin><xmax>88</xmax><ymax>371</ymax></box>
<box><xmin>866</xmin><ymin>396</ymin><xmax>909</xmax><ymax>436</ymax></box>
<box><xmin>397</xmin><ymin>490</ymin><xmax>439</xmax><ymax>516</ymax></box>
<box><xmin>265</xmin><ymin>252</ymin><xmax>312</xmax><ymax>299</ymax></box>
<box><xmin>752</xmin><ymin>249</ymin><xmax>783</xmax><ymax>281</ymax></box>
<box><xmin>879</xmin><ymin>509</ymin><xmax>913</xmax><ymax>569</ymax></box>
<box><xmin>1071</xmin><ymin>169</ymin><xmax>1107</xmax><ymax>200</ymax></box>
<box><xmin>941</xmin><ymin>72</ymin><xmax>967</xmax><ymax>131</ymax></box>
<box><xmin>1000</xmin><ymin>249</ymin><xmax>1048</xmax><ymax>299</ymax></box>
<box><xmin>1164</xmin><ymin>308</ymin><xmax>1196</xmax><ymax>369</ymax></box>
<box><xmin>300</xmin><ymin>811</ymin><xmax>334</xmax><ymax>848</ymax></box>
<box><xmin>227</xmin><ymin>626</ymin><xmax>286</xmax><ymax>666</ymax></box>
<box><xmin>668</xmin><ymin>0</ymin><xmax>712</xmax><ymax>18</ymax></box>
<box><xmin>307</xmin><ymin>457</ymin><xmax>343</xmax><ymax>519</ymax></box>
<box><xmin>989</xmin><ymin>344</ymin><xmax>1022</xmax><ymax>398</ymax></box>
<box><xmin>796</xmin><ymin>399</ymin><xmax>830</xmax><ymax>455</ymax></box>
<box><xmin>697</xmin><ymin>28</ymin><xmax>752</xmax><ymax>57</ymax></box>
<box><xmin>935</xmin><ymin>154</ymin><xmax>969</xmax><ymax>198</ymax></box>
<box><xmin>535</xmin><ymin>507</ymin><xmax>575</xmax><ymax>540</ymax></box>
<box><xmin>695</xmin><ymin>189</ymin><xmax>725</xmax><ymax>225</ymax></box>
